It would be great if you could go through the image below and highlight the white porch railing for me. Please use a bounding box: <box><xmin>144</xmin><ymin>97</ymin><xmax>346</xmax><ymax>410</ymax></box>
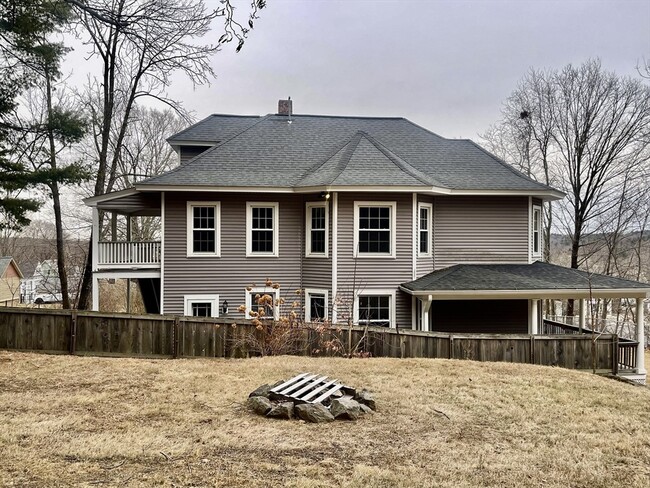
<box><xmin>97</xmin><ymin>241</ymin><xmax>161</xmax><ymax>267</ymax></box>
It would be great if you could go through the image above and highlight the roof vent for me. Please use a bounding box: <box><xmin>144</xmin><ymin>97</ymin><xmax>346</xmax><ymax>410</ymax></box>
<box><xmin>278</xmin><ymin>97</ymin><xmax>292</xmax><ymax>116</ymax></box>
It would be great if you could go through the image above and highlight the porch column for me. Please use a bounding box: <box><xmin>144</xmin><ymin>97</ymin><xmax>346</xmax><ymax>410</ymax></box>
<box><xmin>91</xmin><ymin>207</ymin><xmax>99</xmax><ymax>272</ymax></box>
<box><xmin>637</xmin><ymin>297</ymin><xmax>646</xmax><ymax>375</ymax></box>
<box><xmin>92</xmin><ymin>276</ymin><xmax>99</xmax><ymax>312</ymax></box>
<box><xmin>579</xmin><ymin>299</ymin><xmax>586</xmax><ymax>332</ymax></box>
<box><xmin>420</xmin><ymin>295</ymin><xmax>432</xmax><ymax>332</ymax></box>
<box><xmin>529</xmin><ymin>299</ymin><xmax>538</xmax><ymax>335</ymax></box>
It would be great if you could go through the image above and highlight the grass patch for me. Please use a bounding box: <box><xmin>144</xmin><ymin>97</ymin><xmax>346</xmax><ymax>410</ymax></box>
<box><xmin>1</xmin><ymin>351</ymin><xmax>649</xmax><ymax>487</ymax></box>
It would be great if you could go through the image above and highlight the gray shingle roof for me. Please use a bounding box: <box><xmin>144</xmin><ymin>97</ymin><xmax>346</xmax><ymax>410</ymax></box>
<box><xmin>167</xmin><ymin>114</ymin><xmax>262</xmax><ymax>144</ymax></box>
<box><xmin>142</xmin><ymin>114</ymin><xmax>557</xmax><ymax>192</ymax></box>
<box><xmin>402</xmin><ymin>262</ymin><xmax>650</xmax><ymax>292</ymax></box>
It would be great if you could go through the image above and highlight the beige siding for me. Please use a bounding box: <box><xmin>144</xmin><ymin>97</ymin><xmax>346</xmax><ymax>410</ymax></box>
<box><xmin>433</xmin><ymin>196</ymin><xmax>529</xmax><ymax>269</ymax></box>
<box><xmin>335</xmin><ymin>193</ymin><xmax>413</xmax><ymax>328</ymax></box>
<box><xmin>163</xmin><ymin>193</ymin><xmax>303</xmax><ymax>317</ymax></box>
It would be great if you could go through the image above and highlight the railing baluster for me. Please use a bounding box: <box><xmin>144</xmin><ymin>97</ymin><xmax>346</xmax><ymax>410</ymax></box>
<box><xmin>97</xmin><ymin>241</ymin><xmax>161</xmax><ymax>267</ymax></box>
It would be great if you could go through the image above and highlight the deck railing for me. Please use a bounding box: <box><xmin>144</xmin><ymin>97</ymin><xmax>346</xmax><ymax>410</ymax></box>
<box><xmin>97</xmin><ymin>241</ymin><xmax>161</xmax><ymax>267</ymax></box>
<box><xmin>617</xmin><ymin>339</ymin><xmax>639</xmax><ymax>371</ymax></box>
<box><xmin>542</xmin><ymin>318</ymin><xmax>638</xmax><ymax>372</ymax></box>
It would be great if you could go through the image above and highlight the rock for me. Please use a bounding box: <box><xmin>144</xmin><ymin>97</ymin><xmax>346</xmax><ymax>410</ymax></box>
<box><xmin>295</xmin><ymin>403</ymin><xmax>335</xmax><ymax>423</ymax></box>
<box><xmin>267</xmin><ymin>401</ymin><xmax>294</xmax><ymax>420</ymax></box>
<box><xmin>354</xmin><ymin>389</ymin><xmax>376</xmax><ymax>411</ymax></box>
<box><xmin>247</xmin><ymin>396</ymin><xmax>272</xmax><ymax>415</ymax></box>
<box><xmin>360</xmin><ymin>404</ymin><xmax>374</xmax><ymax>415</ymax></box>
<box><xmin>330</xmin><ymin>397</ymin><xmax>362</xmax><ymax>420</ymax></box>
<box><xmin>249</xmin><ymin>384</ymin><xmax>272</xmax><ymax>398</ymax></box>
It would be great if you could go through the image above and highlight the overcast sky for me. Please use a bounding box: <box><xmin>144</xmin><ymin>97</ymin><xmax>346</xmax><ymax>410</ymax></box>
<box><xmin>157</xmin><ymin>0</ymin><xmax>650</xmax><ymax>140</ymax></box>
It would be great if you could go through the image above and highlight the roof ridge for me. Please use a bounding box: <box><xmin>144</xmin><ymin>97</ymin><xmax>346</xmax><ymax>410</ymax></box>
<box><xmin>140</xmin><ymin>115</ymin><xmax>272</xmax><ymax>185</ymax></box>
<box><xmin>295</xmin><ymin>131</ymin><xmax>363</xmax><ymax>186</ymax></box>
<box><xmin>359</xmin><ymin>131</ymin><xmax>441</xmax><ymax>187</ymax></box>
<box><xmin>330</xmin><ymin>132</ymin><xmax>364</xmax><ymax>185</ymax></box>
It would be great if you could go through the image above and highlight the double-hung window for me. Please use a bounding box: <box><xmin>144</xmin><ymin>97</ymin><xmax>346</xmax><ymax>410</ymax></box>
<box><xmin>187</xmin><ymin>202</ymin><xmax>220</xmax><ymax>256</ymax></box>
<box><xmin>305</xmin><ymin>289</ymin><xmax>328</xmax><ymax>322</ymax></box>
<box><xmin>184</xmin><ymin>295</ymin><xmax>219</xmax><ymax>317</ymax></box>
<box><xmin>418</xmin><ymin>203</ymin><xmax>432</xmax><ymax>256</ymax></box>
<box><xmin>355</xmin><ymin>291</ymin><xmax>395</xmax><ymax>327</ymax></box>
<box><xmin>353</xmin><ymin>201</ymin><xmax>396</xmax><ymax>257</ymax></box>
<box><xmin>246</xmin><ymin>202</ymin><xmax>279</xmax><ymax>257</ymax></box>
<box><xmin>532</xmin><ymin>204</ymin><xmax>542</xmax><ymax>259</ymax></box>
<box><xmin>245</xmin><ymin>287</ymin><xmax>280</xmax><ymax>320</ymax></box>
<box><xmin>306</xmin><ymin>202</ymin><xmax>328</xmax><ymax>257</ymax></box>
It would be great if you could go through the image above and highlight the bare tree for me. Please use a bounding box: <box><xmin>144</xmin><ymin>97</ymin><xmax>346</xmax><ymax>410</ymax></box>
<box><xmin>72</xmin><ymin>0</ymin><xmax>251</xmax><ymax>309</ymax></box>
<box><xmin>483</xmin><ymin>60</ymin><xmax>650</xmax><ymax>317</ymax></box>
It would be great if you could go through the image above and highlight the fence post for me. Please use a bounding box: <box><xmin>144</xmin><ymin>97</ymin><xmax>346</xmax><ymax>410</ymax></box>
<box><xmin>69</xmin><ymin>311</ymin><xmax>78</xmax><ymax>355</ymax></box>
<box><xmin>172</xmin><ymin>316</ymin><xmax>180</xmax><ymax>359</ymax></box>
<box><xmin>449</xmin><ymin>335</ymin><xmax>454</xmax><ymax>359</ymax></box>
<box><xmin>613</xmin><ymin>335</ymin><xmax>618</xmax><ymax>375</ymax></box>
<box><xmin>530</xmin><ymin>335</ymin><xmax>535</xmax><ymax>364</ymax></box>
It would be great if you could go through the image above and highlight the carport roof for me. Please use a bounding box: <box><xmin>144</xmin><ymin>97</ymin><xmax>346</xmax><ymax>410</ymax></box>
<box><xmin>401</xmin><ymin>262</ymin><xmax>650</xmax><ymax>299</ymax></box>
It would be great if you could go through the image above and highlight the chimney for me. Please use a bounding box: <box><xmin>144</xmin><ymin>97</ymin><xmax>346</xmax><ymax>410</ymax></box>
<box><xmin>278</xmin><ymin>97</ymin><xmax>292</xmax><ymax>116</ymax></box>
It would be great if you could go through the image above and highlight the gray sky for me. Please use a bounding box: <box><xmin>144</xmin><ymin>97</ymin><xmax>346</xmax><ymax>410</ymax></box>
<box><xmin>160</xmin><ymin>0</ymin><xmax>650</xmax><ymax>139</ymax></box>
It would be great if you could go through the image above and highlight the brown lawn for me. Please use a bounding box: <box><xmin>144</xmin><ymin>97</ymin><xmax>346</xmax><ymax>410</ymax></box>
<box><xmin>1</xmin><ymin>350</ymin><xmax>649</xmax><ymax>488</ymax></box>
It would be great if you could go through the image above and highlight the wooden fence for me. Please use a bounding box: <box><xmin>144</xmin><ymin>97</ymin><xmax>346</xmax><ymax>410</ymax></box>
<box><xmin>0</xmin><ymin>307</ymin><xmax>620</xmax><ymax>373</ymax></box>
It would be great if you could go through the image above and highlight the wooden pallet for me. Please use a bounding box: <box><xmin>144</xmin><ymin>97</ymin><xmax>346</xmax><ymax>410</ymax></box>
<box><xmin>270</xmin><ymin>373</ymin><xmax>352</xmax><ymax>404</ymax></box>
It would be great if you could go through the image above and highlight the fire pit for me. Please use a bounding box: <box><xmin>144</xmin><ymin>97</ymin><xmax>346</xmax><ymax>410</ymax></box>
<box><xmin>247</xmin><ymin>373</ymin><xmax>376</xmax><ymax>422</ymax></box>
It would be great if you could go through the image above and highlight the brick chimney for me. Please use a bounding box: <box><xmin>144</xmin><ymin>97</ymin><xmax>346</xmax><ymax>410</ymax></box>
<box><xmin>278</xmin><ymin>97</ymin><xmax>292</xmax><ymax>116</ymax></box>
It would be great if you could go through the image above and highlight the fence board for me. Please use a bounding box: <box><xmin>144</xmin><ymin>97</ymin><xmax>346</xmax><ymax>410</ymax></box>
<box><xmin>0</xmin><ymin>308</ymin><xmax>624</xmax><ymax>374</ymax></box>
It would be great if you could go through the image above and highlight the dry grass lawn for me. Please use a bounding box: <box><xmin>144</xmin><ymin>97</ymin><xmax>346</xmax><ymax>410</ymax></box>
<box><xmin>1</xmin><ymin>351</ymin><xmax>649</xmax><ymax>488</ymax></box>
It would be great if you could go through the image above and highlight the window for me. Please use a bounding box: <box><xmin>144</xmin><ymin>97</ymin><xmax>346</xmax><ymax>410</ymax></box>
<box><xmin>184</xmin><ymin>295</ymin><xmax>219</xmax><ymax>317</ymax></box>
<box><xmin>187</xmin><ymin>202</ymin><xmax>220</xmax><ymax>257</ymax></box>
<box><xmin>418</xmin><ymin>203</ymin><xmax>432</xmax><ymax>256</ymax></box>
<box><xmin>306</xmin><ymin>202</ymin><xmax>328</xmax><ymax>257</ymax></box>
<box><xmin>246</xmin><ymin>202</ymin><xmax>279</xmax><ymax>257</ymax></box>
<box><xmin>305</xmin><ymin>289</ymin><xmax>328</xmax><ymax>322</ymax></box>
<box><xmin>532</xmin><ymin>205</ymin><xmax>542</xmax><ymax>258</ymax></box>
<box><xmin>245</xmin><ymin>287</ymin><xmax>280</xmax><ymax>320</ymax></box>
<box><xmin>353</xmin><ymin>201</ymin><xmax>396</xmax><ymax>257</ymax></box>
<box><xmin>354</xmin><ymin>290</ymin><xmax>395</xmax><ymax>327</ymax></box>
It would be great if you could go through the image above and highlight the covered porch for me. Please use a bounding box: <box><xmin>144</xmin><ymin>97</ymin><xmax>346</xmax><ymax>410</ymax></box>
<box><xmin>401</xmin><ymin>261</ymin><xmax>649</xmax><ymax>383</ymax></box>
<box><xmin>84</xmin><ymin>188</ymin><xmax>163</xmax><ymax>313</ymax></box>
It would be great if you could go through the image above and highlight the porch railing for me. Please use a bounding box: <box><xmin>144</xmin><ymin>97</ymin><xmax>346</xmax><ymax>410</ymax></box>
<box><xmin>542</xmin><ymin>318</ymin><xmax>638</xmax><ymax>372</ymax></box>
<box><xmin>617</xmin><ymin>339</ymin><xmax>639</xmax><ymax>371</ymax></box>
<box><xmin>97</xmin><ymin>241</ymin><xmax>161</xmax><ymax>267</ymax></box>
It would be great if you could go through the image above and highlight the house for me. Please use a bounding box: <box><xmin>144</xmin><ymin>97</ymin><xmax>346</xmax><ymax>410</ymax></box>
<box><xmin>20</xmin><ymin>260</ymin><xmax>63</xmax><ymax>304</ymax></box>
<box><xmin>0</xmin><ymin>257</ymin><xmax>23</xmax><ymax>306</ymax></box>
<box><xmin>85</xmin><ymin>99</ymin><xmax>649</xmax><ymax>381</ymax></box>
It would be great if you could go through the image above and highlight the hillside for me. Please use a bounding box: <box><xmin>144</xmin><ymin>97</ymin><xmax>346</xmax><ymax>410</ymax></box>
<box><xmin>0</xmin><ymin>352</ymin><xmax>648</xmax><ymax>487</ymax></box>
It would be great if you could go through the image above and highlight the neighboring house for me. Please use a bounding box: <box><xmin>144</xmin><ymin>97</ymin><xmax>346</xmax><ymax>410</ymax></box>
<box><xmin>0</xmin><ymin>257</ymin><xmax>23</xmax><ymax>306</ymax></box>
<box><xmin>21</xmin><ymin>260</ymin><xmax>62</xmax><ymax>304</ymax></box>
<box><xmin>85</xmin><ymin>99</ymin><xmax>649</xmax><ymax>380</ymax></box>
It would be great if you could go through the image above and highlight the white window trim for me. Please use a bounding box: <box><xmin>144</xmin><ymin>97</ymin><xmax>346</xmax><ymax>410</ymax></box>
<box><xmin>353</xmin><ymin>289</ymin><xmax>397</xmax><ymax>328</ymax></box>
<box><xmin>417</xmin><ymin>202</ymin><xmax>432</xmax><ymax>257</ymax></box>
<box><xmin>245</xmin><ymin>286</ymin><xmax>280</xmax><ymax>320</ymax></box>
<box><xmin>305</xmin><ymin>288</ymin><xmax>329</xmax><ymax>322</ymax></box>
<box><xmin>532</xmin><ymin>204</ymin><xmax>542</xmax><ymax>259</ymax></box>
<box><xmin>305</xmin><ymin>202</ymin><xmax>329</xmax><ymax>258</ymax></box>
<box><xmin>184</xmin><ymin>294</ymin><xmax>219</xmax><ymax>317</ymax></box>
<box><xmin>186</xmin><ymin>201</ymin><xmax>221</xmax><ymax>257</ymax></box>
<box><xmin>353</xmin><ymin>201</ymin><xmax>397</xmax><ymax>258</ymax></box>
<box><xmin>246</xmin><ymin>202</ymin><xmax>280</xmax><ymax>257</ymax></box>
